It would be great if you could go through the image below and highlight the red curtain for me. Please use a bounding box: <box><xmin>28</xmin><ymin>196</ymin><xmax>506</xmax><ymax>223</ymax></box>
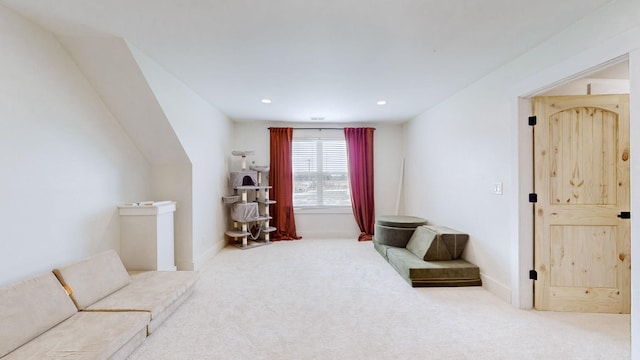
<box><xmin>269</xmin><ymin>128</ymin><xmax>301</xmax><ymax>240</ymax></box>
<box><xmin>344</xmin><ymin>128</ymin><xmax>375</xmax><ymax>241</ymax></box>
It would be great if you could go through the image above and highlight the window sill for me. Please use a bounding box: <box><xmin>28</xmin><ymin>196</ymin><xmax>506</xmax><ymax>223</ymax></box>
<box><xmin>293</xmin><ymin>206</ymin><xmax>352</xmax><ymax>214</ymax></box>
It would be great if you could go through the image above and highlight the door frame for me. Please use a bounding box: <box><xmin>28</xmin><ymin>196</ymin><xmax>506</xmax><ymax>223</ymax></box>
<box><xmin>512</xmin><ymin>47</ymin><xmax>637</xmax><ymax>311</ymax></box>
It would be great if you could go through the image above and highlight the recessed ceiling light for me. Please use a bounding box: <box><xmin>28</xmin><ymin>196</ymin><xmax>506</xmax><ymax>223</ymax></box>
<box><xmin>376</xmin><ymin>100</ymin><xmax>388</xmax><ymax>106</ymax></box>
<box><xmin>261</xmin><ymin>99</ymin><xmax>272</xmax><ymax>104</ymax></box>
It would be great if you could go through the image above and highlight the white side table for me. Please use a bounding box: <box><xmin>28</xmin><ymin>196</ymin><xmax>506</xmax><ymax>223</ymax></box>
<box><xmin>118</xmin><ymin>201</ymin><xmax>176</xmax><ymax>271</ymax></box>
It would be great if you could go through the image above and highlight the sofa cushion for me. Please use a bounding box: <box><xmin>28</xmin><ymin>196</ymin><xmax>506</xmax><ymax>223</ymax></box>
<box><xmin>53</xmin><ymin>250</ymin><xmax>131</xmax><ymax>310</ymax></box>
<box><xmin>84</xmin><ymin>270</ymin><xmax>199</xmax><ymax>333</ymax></box>
<box><xmin>0</xmin><ymin>272</ymin><xmax>78</xmax><ymax>358</ymax></box>
<box><xmin>3</xmin><ymin>311</ymin><xmax>150</xmax><ymax>360</ymax></box>
<box><xmin>85</xmin><ymin>271</ymin><xmax>197</xmax><ymax>317</ymax></box>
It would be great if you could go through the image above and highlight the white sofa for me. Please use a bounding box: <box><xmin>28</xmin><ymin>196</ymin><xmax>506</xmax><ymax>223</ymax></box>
<box><xmin>0</xmin><ymin>250</ymin><xmax>199</xmax><ymax>359</ymax></box>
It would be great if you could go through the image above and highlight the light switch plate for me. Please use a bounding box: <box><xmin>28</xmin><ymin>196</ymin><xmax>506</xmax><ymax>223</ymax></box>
<box><xmin>492</xmin><ymin>182</ymin><xmax>503</xmax><ymax>195</ymax></box>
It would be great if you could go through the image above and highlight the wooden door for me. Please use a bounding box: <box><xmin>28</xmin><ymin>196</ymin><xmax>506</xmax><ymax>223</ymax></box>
<box><xmin>533</xmin><ymin>95</ymin><xmax>630</xmax><ymax>313</ymax></box>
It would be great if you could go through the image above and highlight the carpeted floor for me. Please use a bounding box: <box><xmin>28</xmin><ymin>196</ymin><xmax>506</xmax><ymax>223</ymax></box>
<box><xmin>129</xmin><ymin>238</ymin><xmax>630</xmax><ymax>360</ymax></box>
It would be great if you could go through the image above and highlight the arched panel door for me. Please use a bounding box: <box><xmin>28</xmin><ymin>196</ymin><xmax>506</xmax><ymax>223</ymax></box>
<box><xmin>533</xmin><ymin>95</ymin><xmax>630</xmax><ymax>313</ymax></box>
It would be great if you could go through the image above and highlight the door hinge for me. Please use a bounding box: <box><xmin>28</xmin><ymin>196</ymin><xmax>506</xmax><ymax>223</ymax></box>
<box><xmin>618</xmin><ymin>211</ymin><xmax>631</xmax><ymax>219</ymax></box>
<box><xmin>529</xmin><ymin>193</ymin><xmax>537</xmax><ymax>203</ymax></box>
<box><xmin>528</xmin><ymin>116</ymin><xmax>537</xmax><ymax>126</ymax></box>
<box><xmin>529</xmin><ymin>270</ymin><xmax>537</xmax><ymax>281</ymax></box>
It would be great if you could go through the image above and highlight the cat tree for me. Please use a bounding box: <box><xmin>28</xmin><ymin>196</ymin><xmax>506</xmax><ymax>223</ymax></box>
<box><xmin>223</xmin><ymin>151</ymin><xmax>276</xmax><ymax>249</ymax></box>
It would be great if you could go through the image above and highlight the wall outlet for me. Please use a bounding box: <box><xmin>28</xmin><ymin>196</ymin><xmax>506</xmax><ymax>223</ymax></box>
<box><xmin>492</xmin><ymin>182</ymin><xmax>503</xmax><ymax>195</ymax></box>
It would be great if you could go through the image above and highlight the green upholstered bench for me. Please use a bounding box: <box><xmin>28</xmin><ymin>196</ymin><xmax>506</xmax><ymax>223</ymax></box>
<box><xmin>374</xmin><ymin>218</ymin><xmax>481</xmax><ymax>287</ymax></box>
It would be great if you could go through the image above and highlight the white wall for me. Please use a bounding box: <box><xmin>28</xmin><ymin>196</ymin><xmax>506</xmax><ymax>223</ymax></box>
<box><xmin>150</xmin><ymin>163</ymin><xmax>193</xmax><ymax>268</ymax></box>
<box><xmin>232</xmin><ymin>121</ymin><xmax>403</xmax><ymax>239</ymax></box>
<box><xmin>52</xmin><ymin>37</ymin><xmax>195</xmax><ymax>274</ymax></box>
<box><xmin>403</xmin><ymin>0</ymin><xmax>640</xmax><ymax>307</ymax></box>
<box><xmin>0</xmin><ymin>5</ymin><xmax>150</xmax><ymax>287</ymax></box>
<box><xmin>403</xmin><ymin>89</ymin><xmax>513</xmax><ymax>299</ymax></box>
<box><xmin>539</xmin><ymin>77</ymin><xmax>629</xmax><ymax>96</ymax></box>
<box><xmin>131</xmin><ymin>47</ymin><xmax>233</xmax><ymax>269</ymax></box>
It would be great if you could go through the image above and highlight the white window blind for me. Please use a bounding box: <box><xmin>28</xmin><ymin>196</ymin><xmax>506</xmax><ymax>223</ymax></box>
<box><xmin>292</xmin><ymin>137</ymin><xmax>350</xmax><ymax>207</ymax></box>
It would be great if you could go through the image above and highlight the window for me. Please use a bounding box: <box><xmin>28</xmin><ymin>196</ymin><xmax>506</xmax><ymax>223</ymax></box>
<box><xmin>292</xmin><ymin>136</ymin><xmax>350</xmax><ymax>207</ymax></box>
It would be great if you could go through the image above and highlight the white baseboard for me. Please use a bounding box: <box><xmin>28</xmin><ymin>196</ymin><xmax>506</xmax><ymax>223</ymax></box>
<box><xmin>480</xmin><ymin>272</ymin><xmax>512</xmax><ymax>304</ymax></box>
<box><xmin>175</xmin><ymin>239</ymin><xmax>227</xmax><ymax>271</ymax></box>
<box><xmin>175</xmin><ymin>259</ymin><xmax>195</xmax><ymax>271</ymax></box>
<box><xmin>193</xmin><ymin>239</ymin><xmax>226</xmax><ymax>270</ymax></box>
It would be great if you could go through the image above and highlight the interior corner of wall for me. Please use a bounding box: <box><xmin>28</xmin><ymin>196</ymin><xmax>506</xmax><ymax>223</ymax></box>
<box><xmin>479</xmin><ymin>272</ymin><xmax>512</xmax><ymax>305</ymax></box>
<box><xmin>193</xmin><ymin>239</ymin><xmax>226</xmax><ymax>270</ymax></box>
<box><xmin>175</xmin><ymin>259</ymin><xmax>195</xmax><ymax>271</ymax></box>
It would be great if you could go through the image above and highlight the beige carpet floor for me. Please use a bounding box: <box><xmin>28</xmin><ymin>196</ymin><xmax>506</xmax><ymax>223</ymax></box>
<box><xmin>129</xmin><ymin>238</ymin><xmax>630</xmax><ymax>360</ymax></box>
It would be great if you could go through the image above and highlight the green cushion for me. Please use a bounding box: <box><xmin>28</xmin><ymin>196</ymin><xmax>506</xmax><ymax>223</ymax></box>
<box><xmin>406</xmin><ymin>226</ymin><xmax>453</xmax><ymax>261</ymax></box>
<box><xmin>375</xmin><ymin>215</ymin><xmax>427</xmax><ymax>228</ymax></box>
<box><xmin>373</xmin><ymin>242</ymin><xmax>392</xmax><ymax>260</ymax></box>
<box><xmin>386</xmin><ymin>247</ymin><xmax>481</xmax><ymax>287</ymax></box>
<box><xmin>424</xmin><ymin>225</ymin><xmax>469</xmax><ymax>259</ymax></box>
<box><xmin>374</xmin><ymin>215</ymin><xmax>428</xmax><ymax>247</ymax></box>
<box><xmin>374</xmin><ymin>224</ymin><xmax>418</xmax><ymax>247</ymax></box>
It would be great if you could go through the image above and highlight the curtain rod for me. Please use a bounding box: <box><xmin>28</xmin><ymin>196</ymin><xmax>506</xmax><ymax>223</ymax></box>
<box><xmin>267</xmin><ymin>127</ymin><xmax>376</xmax><ymax>130</ymax></box>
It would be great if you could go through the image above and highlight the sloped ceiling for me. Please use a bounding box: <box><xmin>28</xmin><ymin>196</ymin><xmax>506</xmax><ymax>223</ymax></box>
<box><xmin>1</xmin><ymin>0</ymin><xmax>615</xmax><ymax>123</ymax></box>
<box><xmin>58</xmin><ymin>36</ymin><xmax>190</xmax><ymax>165</ymax></box>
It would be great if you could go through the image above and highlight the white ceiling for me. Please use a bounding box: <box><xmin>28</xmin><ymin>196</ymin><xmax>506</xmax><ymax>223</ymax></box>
<box><xmin>1</xmin><ymin>0</ymin><xmax>615</xmax><ymax>123</ymax></box>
